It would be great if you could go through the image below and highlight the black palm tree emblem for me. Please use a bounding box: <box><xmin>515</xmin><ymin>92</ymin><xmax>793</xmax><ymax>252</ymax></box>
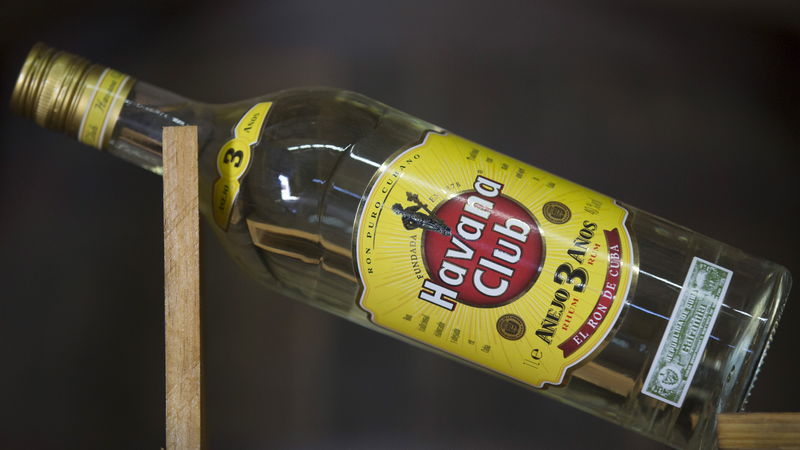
<box><xmin>392</xmin><ymin>192</ymin><xmax>451</xmax><ymax>236</ymax></box>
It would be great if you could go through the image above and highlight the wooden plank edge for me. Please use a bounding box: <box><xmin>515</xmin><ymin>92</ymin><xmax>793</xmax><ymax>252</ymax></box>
<box><xmin>718</xmin><ymin>412</ymin><xmax>800</xmax><ymax>449</ymax></box>
<box><xmin>163</xmin><ymin>126</ymin><xmax>202</xmax><ymax>450</ymax></box>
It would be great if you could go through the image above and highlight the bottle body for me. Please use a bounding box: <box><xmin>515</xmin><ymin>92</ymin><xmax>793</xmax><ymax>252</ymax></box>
<box><xmin>198</xmin><ymin>88</ymin><xmax>788</xmax><ymax>449</ymax></box>
<box><xmin>11</xmin><ymin>45</ymin><xmax>791</xmax><ymax>449</ymax></box>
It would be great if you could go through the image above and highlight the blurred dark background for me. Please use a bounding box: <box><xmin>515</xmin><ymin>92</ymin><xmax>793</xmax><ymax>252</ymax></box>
<box><xmin>1</xmin><ymin>1</ymin><xmax>798</xmax><ymax>448</ymax></box>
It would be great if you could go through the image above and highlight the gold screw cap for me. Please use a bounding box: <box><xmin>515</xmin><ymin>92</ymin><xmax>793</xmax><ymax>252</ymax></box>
<box><xmin>10</xmin><ymin>43</ymin><xmax>133</xmax><ymax>149</ymax></box>
<box><xmin>11</xmin><ymin>43</ymin><xmax>93</xmax><ymax>132</ymax></box>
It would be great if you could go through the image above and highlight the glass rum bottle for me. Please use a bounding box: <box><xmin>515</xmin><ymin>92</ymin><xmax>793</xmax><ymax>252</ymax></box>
<box><xmin>10</xmin><ymin>43</ymin><xmax>791</xmax><ymax>449</ymax></box>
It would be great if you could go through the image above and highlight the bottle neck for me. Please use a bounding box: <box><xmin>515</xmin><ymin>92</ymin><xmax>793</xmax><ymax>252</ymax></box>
<box><xmin>107</xmin><ymin>80</ymin><xmax>202</xmax><ymax>174</ymax></box>
<box><xmin>11</xmin><ymin>43</ymin><xmax>208</xmax><ymax>175</ymax></box>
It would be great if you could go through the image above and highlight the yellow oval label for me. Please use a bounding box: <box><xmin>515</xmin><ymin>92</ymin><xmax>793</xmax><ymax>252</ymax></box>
<box><xmin>212</xmin><ymin>102</ymin><xmax>272</xmax><ymax>230</ymax></box>
<box><xmin>354</xmin><ymin>131</ymin><xmax>634</xmax><ymax>387</ymax></box>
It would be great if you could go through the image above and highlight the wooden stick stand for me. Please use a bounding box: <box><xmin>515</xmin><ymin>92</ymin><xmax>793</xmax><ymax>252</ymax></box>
<box><xmin>717</xmin><ymin>412</ymin><xmax>800</xmax><ymax>449</ymax></box>
<box><xmin>163</xmin><ymin>126</ymin><xmax>202</xmax><ymax>450</ymax></box>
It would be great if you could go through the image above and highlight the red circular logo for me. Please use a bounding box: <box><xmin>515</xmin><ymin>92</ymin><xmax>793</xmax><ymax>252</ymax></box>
<box><xmin>423</xmin><ymin>192</ymin><xmax>543</xmax><ymax>307</ymax></box>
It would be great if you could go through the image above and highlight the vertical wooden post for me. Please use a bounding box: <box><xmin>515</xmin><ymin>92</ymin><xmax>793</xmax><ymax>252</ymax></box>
<box><xmin>163</xmin><ymin>126</ymin><xmax>202</xmax><ymax>450</ymax></box>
